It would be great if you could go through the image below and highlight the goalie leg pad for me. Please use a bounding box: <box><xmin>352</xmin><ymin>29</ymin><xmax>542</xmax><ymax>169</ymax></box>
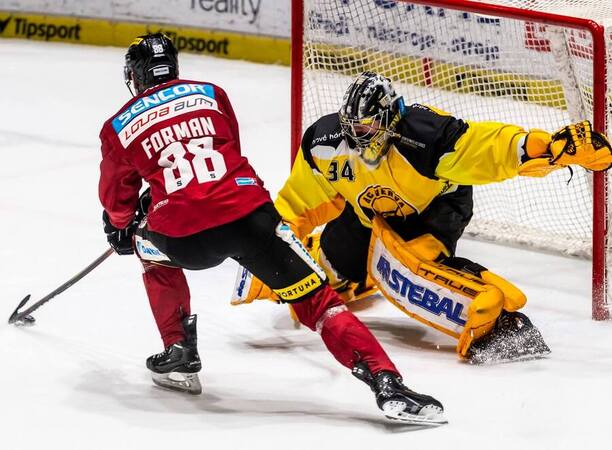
<box><xmin>480</xmin><ymin>271</ymin><xmax>526</xmax><ymax>312</ymax></box>
<box><xmin>443</xmin><ymin>256</ymin><xmax>527</xmax><ymax>313</ymax></box>
<box><xmin>368</xmin><ymin>217</ymin><xmax>507</xmax><ymax>356</ymax></box>
<box><xmin>231</xmin><ymin>265</ymin><xmax>278</xmax><ymax>305</ymax></box>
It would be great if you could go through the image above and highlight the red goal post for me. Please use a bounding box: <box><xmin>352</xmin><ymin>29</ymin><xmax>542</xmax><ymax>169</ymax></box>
<box><xmin>291</xmin><ymin>0</ymin><xmax>610</xmax><ymax>320</ymax></box>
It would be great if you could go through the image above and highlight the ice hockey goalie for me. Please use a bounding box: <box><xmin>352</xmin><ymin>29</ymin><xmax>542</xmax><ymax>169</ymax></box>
<box><xmin>233</xmin><ymin>72</ymin><xmax>612</xmax><ymax>364</ymax></box>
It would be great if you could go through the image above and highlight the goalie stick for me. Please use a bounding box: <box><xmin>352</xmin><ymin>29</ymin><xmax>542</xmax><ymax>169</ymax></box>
<box><xmin>7</xmin><ymin>248</ymin><xmax>114</xmax><ymax>326</ymax></box>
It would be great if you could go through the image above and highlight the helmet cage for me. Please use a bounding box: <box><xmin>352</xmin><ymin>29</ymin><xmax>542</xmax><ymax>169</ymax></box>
<box><xmin>338</xmin><ymin>71</ymin><xmax>402</xmax><ymax>166</ymax></box>
<box><xmin>123</xmin><ymin>64</ymin><xmax>136</xmax><ymax>95</ymax></box>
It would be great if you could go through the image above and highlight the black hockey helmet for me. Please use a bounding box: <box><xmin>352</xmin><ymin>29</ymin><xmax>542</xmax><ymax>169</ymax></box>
<box><xmin>339</xmin><ymin>71</ymin><xmax>405</xmax><ymax>166</ymax></box>
<box><xmin>124</xmin><ymin>33</ymin><xmax>179</xmax><ymax>96</ymax></box>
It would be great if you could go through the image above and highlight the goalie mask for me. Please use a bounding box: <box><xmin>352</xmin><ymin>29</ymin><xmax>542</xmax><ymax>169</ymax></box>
<box><xmin>339</xmin><ymin>72</ymin><xmax>404</xmax><ymax>166</ymax></box>
<box><xmin>124</xmin><ymin>33</ymin><xmax>179</xmax><ymax>96</ymax></box>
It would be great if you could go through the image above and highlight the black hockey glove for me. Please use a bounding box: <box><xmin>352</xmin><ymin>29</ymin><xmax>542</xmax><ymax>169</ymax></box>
<box><xmin>102</xmin><ymin>210</ymin><xmax>135</xmax><ymax>255</ymax></box>
<box><xmin>135</xmin><ymin>188</ymin><xmax>152</xmax><ymax>224</ymax></box>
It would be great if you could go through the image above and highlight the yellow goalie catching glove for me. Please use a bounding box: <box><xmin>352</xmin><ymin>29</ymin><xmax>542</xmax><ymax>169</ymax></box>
<box><xmin>519</xmin><ymin>120</ymin><xmax>612</xmax><ymax>177</ymax></box>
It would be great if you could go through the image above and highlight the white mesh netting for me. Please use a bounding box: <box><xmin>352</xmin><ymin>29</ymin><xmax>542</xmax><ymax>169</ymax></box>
<box><xmin>299</xmin><ymin>0</ymin><xmax>612</xmax><ymax>260</ymax></box>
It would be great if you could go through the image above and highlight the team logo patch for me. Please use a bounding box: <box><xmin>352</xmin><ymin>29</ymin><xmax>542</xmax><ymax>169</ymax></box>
<box><xmin>235</xmin><ymin>177</ymin><xmax>257</xmax><ymax>186</ymax></box>
<box><xmin>357</xmin><ymin>184</ymin><xmax>416</xmax><ymax>220</ymax></box>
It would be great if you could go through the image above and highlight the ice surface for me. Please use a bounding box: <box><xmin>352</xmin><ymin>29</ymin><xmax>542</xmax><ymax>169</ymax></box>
<box><xmin>1</xmin><ymin>40</ymin><xmax>611</xmax><ymax>450</ymax></box>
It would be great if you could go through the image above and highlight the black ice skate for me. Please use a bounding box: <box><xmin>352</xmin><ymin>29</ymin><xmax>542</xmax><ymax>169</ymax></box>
<box><xmin>353</xmin><ymin>363</ymin><xmax>447</xmax><ymax>426</ymax></box>
<box><xmin>467</xmin><ymin>311</ymin><xmax>551</xmax><ymax>365</ymax></box>
<box><xmin>146</xmin><ymin>315</ymin><xmax>202</xmax><ymax>395</ymax></box>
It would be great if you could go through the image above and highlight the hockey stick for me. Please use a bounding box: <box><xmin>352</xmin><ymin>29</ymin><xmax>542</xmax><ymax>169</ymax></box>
<box><xmin>7</xmin><ymin>248</ymin><xmax>114</xmax><ymax>326</ymax></box>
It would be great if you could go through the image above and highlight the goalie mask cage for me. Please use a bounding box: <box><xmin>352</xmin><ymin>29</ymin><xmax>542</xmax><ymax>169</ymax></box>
<box><xmin>291</xmin><ymin>0</ymin><xmax>612</xmax><ymax>320</ymax></box>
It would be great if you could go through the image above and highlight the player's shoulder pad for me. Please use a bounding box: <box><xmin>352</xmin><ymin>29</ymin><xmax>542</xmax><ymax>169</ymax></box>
<box><xmin>300</xmin><ymin>113</ymin><xmax>344</xmax><ymax>172</ymax></box>
<box><xmin>392</xmin><ymin>103</ymin><xmax>469</xmax><ymax>179</ymax></box>
<box><xmin>180</xmin><ymin>78</ymin><xmax>223</xmax><ymax>97</ymax></box>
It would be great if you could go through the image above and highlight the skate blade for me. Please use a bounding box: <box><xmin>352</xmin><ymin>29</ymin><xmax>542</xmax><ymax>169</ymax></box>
<box><xmin>151</xmin><ymin>371</ymin><xmax>202</xmax><ymax>395</ymax></box>
<box><xmin>382</xmin><ymin>401</ymin><xmax>448</xmax><ymax>426</ymax></box>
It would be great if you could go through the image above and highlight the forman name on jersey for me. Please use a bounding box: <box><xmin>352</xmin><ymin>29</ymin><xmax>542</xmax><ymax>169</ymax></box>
<box><xmin>141</xmin><ymin>117</ymin><xmax>217</xmax><ymax>159</ymax></box>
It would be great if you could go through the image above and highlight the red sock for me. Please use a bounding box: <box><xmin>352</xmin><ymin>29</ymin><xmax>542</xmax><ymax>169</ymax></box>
<box><xmin>142</xmin><ymin>262</ymin><xmax>191</xmax><ymax>348</ymax></box>
<box><xmin>291</xmin><ymin>285</ymin><xmax>399</xmax><ymax>375</ymax></box>
<box><xmin>319</xmin><ymin>310</ymin><xmax>398</xmax><ymax>375</ymax></box>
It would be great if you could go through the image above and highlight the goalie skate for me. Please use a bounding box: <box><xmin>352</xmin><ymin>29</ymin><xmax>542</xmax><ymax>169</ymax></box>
<box><xmin>467</xmin><ymin>311</ymin><xmax>551</xmax><ymax>365</ymax></box>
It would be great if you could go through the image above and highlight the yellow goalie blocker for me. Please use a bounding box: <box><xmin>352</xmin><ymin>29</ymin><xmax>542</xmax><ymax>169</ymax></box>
<box><xmin>368</xmin><ymin>216</ymin><xmax>526</xmax><ymax>357</ymax></box>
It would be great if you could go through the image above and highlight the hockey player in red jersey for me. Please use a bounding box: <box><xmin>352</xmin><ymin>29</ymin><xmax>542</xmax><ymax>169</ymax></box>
<box><xmin>97</xmin><ymin>34</ymin><xmax>446</xmax><ymax>425</ymax></box>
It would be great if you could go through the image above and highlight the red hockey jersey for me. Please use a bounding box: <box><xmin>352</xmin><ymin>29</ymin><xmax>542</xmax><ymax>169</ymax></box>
<box><xmin>99</xmin><ymin>79</ymin><xmax>271</xmax><ymax>237</ymax></box>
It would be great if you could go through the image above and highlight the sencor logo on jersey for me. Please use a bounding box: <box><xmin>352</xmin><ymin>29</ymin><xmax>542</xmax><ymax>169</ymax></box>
<box><xmin>112</xmin><ymin>83</ymin><xmax>218</xmax><ymax>139</ymax></box>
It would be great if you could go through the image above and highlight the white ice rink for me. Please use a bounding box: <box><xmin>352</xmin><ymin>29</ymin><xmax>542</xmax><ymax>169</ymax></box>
<box><xmin>1</xmin><ymin>40</ymin><xmax>612</xmax><ymax>450</ymax></box>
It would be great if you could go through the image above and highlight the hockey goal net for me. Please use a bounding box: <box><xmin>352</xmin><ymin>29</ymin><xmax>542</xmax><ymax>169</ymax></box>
<box><xmin>291</xmin><ymin>0</ymin><xmax>612</xmax><ymax>319</ymax></box>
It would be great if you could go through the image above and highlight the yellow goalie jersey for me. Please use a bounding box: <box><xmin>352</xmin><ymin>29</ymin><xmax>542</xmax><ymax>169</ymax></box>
<box><xmin>276</xmin><ymin>104</ymin><xmax>529</xmax><ymax>239</ymax></box>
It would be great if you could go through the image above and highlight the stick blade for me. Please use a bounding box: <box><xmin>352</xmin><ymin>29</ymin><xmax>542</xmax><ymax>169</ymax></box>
<box><xmin>8</xmin><ymin>295</ymin><xmax>32</xmax><ymax>325</ymax></box>
<box><xmin>14</xmin><ymin>314</ymin><xmax>36</xmax><ymax>327</ymax></box>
